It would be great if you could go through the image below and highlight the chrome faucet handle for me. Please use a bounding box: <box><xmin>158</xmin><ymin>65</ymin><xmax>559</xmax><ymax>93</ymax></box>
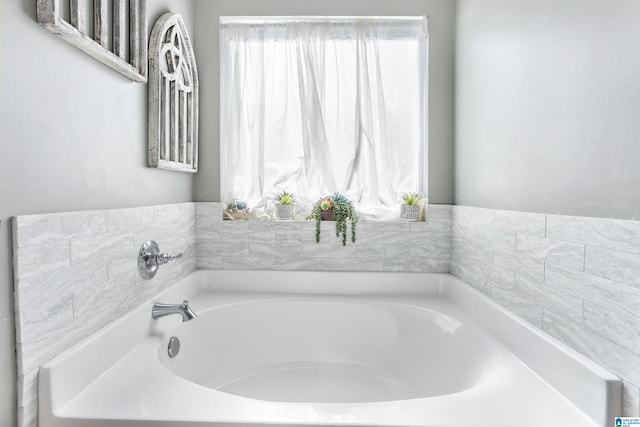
<box><xmin>157</xmin><ymin>251</ymin><xmax>183</xmax><ymax>265</ymax></box>
<box><xmin>138</xmin><ymin>240</ymin><xmax>183</xmax><ymax>280</ymax></box>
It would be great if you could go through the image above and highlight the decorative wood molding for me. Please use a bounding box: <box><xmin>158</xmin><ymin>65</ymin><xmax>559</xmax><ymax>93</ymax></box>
<box><xmin>148</xmin><ymin>13</ymin><xmax>199</xmax><ymax>173</ymax></box>
<box><xmin>37</xmin><ymin>0</ymin><xmax>147</xmax><ymax>82</ymax></box>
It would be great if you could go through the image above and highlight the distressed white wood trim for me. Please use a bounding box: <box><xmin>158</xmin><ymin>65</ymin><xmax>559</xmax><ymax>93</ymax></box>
<box><xmin>37</xmin><ymin>0</ymin><xmax>147</xmax><ymax>82</ymax></box>
<box><xmin>113</xmin><ymin>0</ymin><xmax>126</xmax><ymax>59</ymax></box>
<box><xmin>94</xmin><ymin>0</ymin><xmax>107</xmax><ymax>47</ymax></box>
<box><xmin>130</xmin><ymin>0</ymin><xmax>142</xmax><ymax>70</ymax></box>
<box><xmin>148</xmin><ymin>13</ymin><xmax>199</xmax><ymax>173</ymax></box>
<box><xmin>69</xmin><ymin>0</ymin><xmax>85</xmax><ymax>32</ymax></box>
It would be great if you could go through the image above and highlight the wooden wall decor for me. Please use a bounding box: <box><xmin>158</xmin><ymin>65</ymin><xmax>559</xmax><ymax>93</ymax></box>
<box><xmin>148</xmin><ymin>13</ymin><xmax>199</xmax><ymax>173</ymax></box>
<box><xmin>37</xmin><ymin>0</ymin><xmax>147</xmax><ymax>82</ymax></box>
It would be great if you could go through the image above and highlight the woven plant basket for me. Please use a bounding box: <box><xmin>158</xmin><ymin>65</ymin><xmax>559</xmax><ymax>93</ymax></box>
<box><xmin>225</xmin><ymin>208</ymin><xmax>249</xmax><ymax>220</ymax></box>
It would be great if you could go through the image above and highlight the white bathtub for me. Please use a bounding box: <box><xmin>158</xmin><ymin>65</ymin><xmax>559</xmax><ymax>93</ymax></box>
<box><xmin>39</xmin><ymin>271</ymin><xmax>621</xmax><ymax>427</ymax></box>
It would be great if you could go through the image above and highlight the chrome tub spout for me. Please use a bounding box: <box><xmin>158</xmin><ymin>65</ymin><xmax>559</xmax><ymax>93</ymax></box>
<box><xmin>152</xmin><ymin>300</ymin><xmax>197</xmax><ymax>322</ymax></box>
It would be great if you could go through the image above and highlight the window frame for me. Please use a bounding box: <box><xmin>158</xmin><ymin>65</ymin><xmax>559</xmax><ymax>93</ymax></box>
<box><xmin>219</xmin><ymin>16</ymin><xmax>429</xmax><ymax>218</ymax></box>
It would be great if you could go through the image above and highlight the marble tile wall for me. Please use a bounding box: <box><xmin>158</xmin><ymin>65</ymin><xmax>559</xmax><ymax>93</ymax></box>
<box><xmin>12</xmin><ymin>203</ymin><xmax>197</xmax><ymax>427</ymax></box>
<box><xmin>450</xmin><ymin>205</ymin><xmax>640</xmax><ymax>416</ymax></box>
<box><xmin>14</xmin><ymin>201</ymin><xmax>635</xmax><ymax>423</ymax></box>
<box><xmin>196</xmin><ymin>203</ymin><xmax>452</xmax><ymax>273</ymax></box>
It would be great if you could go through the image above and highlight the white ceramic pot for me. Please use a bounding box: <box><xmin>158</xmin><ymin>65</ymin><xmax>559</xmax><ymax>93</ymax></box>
<box><xmin>400</xmin><ymin>204</ymin><xmax>420</xmax><ymax>221</ymax></box>
<box><xmin>275</xmin><ymin>204</ymin><xmax>293</xmax><ymax>220</ymax></box>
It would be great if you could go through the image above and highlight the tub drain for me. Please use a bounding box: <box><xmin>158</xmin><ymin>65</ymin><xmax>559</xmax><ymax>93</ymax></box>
<box><xmin>168</xmin><ymin>336</ymin><xmax>180</xmax><ymax>358</ymax></box>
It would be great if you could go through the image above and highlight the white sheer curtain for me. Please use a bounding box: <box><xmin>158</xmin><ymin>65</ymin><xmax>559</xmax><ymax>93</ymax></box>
<box><xmin>220</xmin><ymin>17</ymin><xmax>428</xmax><ymax>219</ymax></box>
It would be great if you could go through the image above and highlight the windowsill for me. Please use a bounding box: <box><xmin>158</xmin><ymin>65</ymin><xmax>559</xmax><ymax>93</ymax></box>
<box><xmin>200</xmin><ymin>203</ymin><xmax>451</xmax><ymax>226</ymax></box>
<box><xmin>222</xmin><ymin>218</ymin><xmax>429</xmax><ymax>223</ymax></box>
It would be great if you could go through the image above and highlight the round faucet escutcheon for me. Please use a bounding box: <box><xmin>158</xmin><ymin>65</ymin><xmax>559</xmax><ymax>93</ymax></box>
<box><xmin>138</xmin><ymin>240</ymin><xmax>183</xmax><ymax>280</ymax></box>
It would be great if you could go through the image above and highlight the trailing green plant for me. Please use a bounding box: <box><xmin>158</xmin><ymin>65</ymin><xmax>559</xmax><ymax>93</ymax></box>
<box><xmin>307</xmin><ymin>192</ymin><xmax>358</xmax><ymax>246</ymax></box>
<box><xmin>402</xmin><ymin>192</ymin><xmax>423</xmax><ymax>206</ymax></box>
<box><xmin>273</xmin><ymin>191</ymin><xmax>296</xmax><ymax>206</ymax></box>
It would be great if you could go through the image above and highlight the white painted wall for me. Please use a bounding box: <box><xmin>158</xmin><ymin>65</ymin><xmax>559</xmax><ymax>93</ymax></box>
<box><xmin>0</xmin><ymin>1</ymin><xmax>195</xmax><ymax>425</ymax></box>
<box><xmin>455</xmin><ymin>0</ymin><xmax>640</xmax><ymax>219</ymax></box>
<box><xmin>10</xmin><ymin>0</ymin><xmax>638</xmax><ymax>423</ymax></box>
<box><xmin>192</xmin><ymin>0</ymin><xmax>456</xmax><ymax>205</ymax></box>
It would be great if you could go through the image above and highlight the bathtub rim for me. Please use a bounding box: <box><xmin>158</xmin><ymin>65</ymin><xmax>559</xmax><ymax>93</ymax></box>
<box><xmin>39</xmin><ymin>270</ymin><xmax>621</xmax><ymax>427</ymax></box>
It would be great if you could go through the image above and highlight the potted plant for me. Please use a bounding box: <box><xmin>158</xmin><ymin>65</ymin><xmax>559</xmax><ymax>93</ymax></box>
<box><xmin>308</xmin><ymin>193</ymin><xmax>358</xmax><ymax>246</ymax></box>
<box><xmin>225</xmin><ymin>198</ymin><xmax>249</xmax><ymax>220</ymax></box>
<box><xmin>273</xmin><ymin>191</ymin><xmax>296</xmax><ymax>220</ymax></box>
<box><xmin>401</xmin><ymin>192</ymin><xmax>423</xmax><ymax>221</ymax></box>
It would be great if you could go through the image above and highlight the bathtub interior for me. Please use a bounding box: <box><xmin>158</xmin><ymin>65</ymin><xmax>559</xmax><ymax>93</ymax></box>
<box><xmin>159</xmin><ymin>297</ymin><xmax>505</xmax><ymax>403</ymax></box>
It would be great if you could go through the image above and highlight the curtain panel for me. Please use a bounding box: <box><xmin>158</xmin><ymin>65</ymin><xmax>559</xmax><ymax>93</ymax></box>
<box><xmin>220</xmin><ymin>16</ymin><xmax>428</xmax><ymax>219</ymax></box>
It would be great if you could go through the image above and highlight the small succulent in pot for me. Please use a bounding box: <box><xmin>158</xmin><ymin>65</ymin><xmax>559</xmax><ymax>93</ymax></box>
<box><xmin>225</xmin><ymin>198</ymin><xmax>250</xmax><ymax>220</ymax></box>
<box><xmin>307</xmin><ymin>192</ymin><xmax>358</xmax><ymax>246</ymax></box>
<box><xmin>273</xmin><ymin>191</ymin><xmax>296</xmax><ymax>220</ymax></box>
<box><xmin>318</xmin><ymin>197</ymin><xmax>334</xmax><ymax>220</ymax></box>
<box><xmin>401</xmin><ymin>192</ymin><xmax>423</xmax><ymax>221</ymax></box>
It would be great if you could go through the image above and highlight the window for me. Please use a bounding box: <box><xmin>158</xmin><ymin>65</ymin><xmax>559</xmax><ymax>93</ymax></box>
<box><xmin>220</xmin><ymin>16</ymin><xmax>428</xmax><ymax>219</ymax></box>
